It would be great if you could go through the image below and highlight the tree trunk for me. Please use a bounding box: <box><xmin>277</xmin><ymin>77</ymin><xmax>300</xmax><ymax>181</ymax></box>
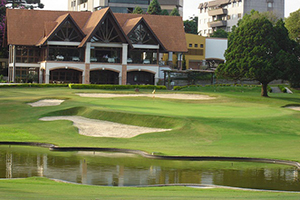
<box><xmin>261</xmin><ymin>83</ymin><xmax>269</xmax><ymax>97</ymax></box>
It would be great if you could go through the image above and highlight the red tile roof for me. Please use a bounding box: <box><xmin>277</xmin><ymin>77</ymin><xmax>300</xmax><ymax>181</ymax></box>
<box><xmin>6</xmin><ymin>8</ymin><xmax>187</xmax><ymax>52</ymax></box>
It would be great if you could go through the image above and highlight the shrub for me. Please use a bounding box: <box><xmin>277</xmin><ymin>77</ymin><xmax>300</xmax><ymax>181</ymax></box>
<box><xmin>278</xmin><ymin>85</ymin><xmax>287</xmax><ymax>93</ymax></box>
<box><xmin>68</xmin><ymin>84</ymin><xmax>166</xmax><ymax>90</ymax></box>
<box><xmin>0</xmin><ymin>83</ymin><xmax>68</xmax><ymax>88</ymax></box>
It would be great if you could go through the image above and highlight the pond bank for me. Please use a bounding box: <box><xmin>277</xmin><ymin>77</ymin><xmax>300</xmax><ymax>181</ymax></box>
<box><xmin>1</xmin><ymin>141</ymin><xmax>299</xmax><ymax>169</ymax></box>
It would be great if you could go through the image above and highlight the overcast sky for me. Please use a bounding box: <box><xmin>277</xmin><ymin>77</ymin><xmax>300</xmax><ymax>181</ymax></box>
<box><xmin>41</xmin><ymin>0</ymin><xmax>300</xmax><ymax>19</ymax></box>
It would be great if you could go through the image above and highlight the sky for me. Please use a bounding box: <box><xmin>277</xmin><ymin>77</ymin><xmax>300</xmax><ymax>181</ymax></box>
<box><xmin>41</xmin><ymin>0</ymin><xmax>300</xmax><ymax>19</ymax></box>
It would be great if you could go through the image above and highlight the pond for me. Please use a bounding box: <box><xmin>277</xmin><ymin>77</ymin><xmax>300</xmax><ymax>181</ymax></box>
<box><xmin>0</xmin><ymin>146</ymin><xmax>299</xmax><ymax>191</ymax></box>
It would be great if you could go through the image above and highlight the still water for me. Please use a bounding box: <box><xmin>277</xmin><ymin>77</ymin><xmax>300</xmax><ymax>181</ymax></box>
<box><xmin>0</xmin><ymin>146</ymin><xmax>299</xmax><ymax>191</ymax></box>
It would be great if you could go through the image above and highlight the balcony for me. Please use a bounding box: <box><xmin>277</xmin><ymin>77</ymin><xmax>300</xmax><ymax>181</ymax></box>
<box><xmin>208</xmin><ymin>20</ymin><xmax>227</xmax><ymax>28</ymax></box>
<box><xmin>208</xmin><ymin>8</ymin><xmax>227</xmax><ymax>16</ymax></box>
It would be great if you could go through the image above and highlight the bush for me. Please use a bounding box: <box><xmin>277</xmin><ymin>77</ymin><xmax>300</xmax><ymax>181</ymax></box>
<box><xmin>68</xmin><ymin>84</ymin><xmax>167</xmax><ymax>90</ymax></box>
<box><xmin>278</xmin><ymin>85</ymin><xmax>287</xmax><ymax>93</ymax></box>
<box><xmin>0</xmin><ymin>83</ymin><xmax>68</xmax><ymax>88</ymax></box>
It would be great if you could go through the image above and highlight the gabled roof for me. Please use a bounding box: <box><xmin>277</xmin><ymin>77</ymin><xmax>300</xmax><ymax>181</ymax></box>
<box><xmin>115</xmin><ymin>13</ymin><xmax>187</xmax><ymax>53</ymax></box>
<box><xmin>123</xmin><ymin>17</ymin><xmax>166</xmax><ymax>51</ymax></box>
<box><xmin>36</xmin><ymin>13</ymin><xmax>85</xmax><ymax>46</ymax></box>
<box><xmin>6</xmin><ymin>9</ymin><xmax>187</xmax><ymax>52</ymax></box>
<box><xmin>6</xmin><ymin>9</ymin><xmax>91</xmax><ymax>46</ymax></box>
<box><xmin>79</xmin><ymin>7</ymin><xmax>130</xmax><ymax>48</ymax></box>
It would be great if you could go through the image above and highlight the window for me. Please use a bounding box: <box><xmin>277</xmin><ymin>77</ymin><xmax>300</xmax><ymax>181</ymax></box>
<box><xmin>204</xmin><ymin>30</ymin><xmax>207</xmax><ymax>35</ymax></box>
<box><xmin>268</xmin><ymin>2</ymin><xmax>273</xmax><ymax>8</ymax></box>
<box><xmin>194</xmin><ymin>44</ymin><xmax>198</xmax><ymax>48</ymax></box>
<box><xmin>200</xmin><ymin>44</ymin><xmax>204</xmax><ymax>48</ymax></box>
<box><xmin>227</xmin><ymin>27</ymin><xmax>231</xmax><ymax>31</ymax></box>
<box><xmin>238</xmin><ymin>13</ymin><xmax>242</xmax><ymax>18</ymax></box>
<box><xmin>232</xmin><ymin>14</ymin><xmax>237</xmax><ymax>19</ymax></box>
<box><xmin>187</xmin><ymin>49</ymin><xmax>204</xmax><ymax>56</ymax></box>
<box><xmin>189</xmin><ymin>44</ymin><xmax>192</xmax><ymax>47</ymax></box>
<box><xmin>227</xmin><ymin>15</ymin><xmax>231</xmax><ymax>20</ymax></box>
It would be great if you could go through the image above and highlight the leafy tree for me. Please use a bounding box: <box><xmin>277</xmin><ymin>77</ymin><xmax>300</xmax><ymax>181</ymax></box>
<box><xmin>169</xmin><ymin>7</ymin><xmax>179</xmax><ymax>16</ymax></box>
<box><xmin>216</xmin><ymin>12</ymin><xmax>300</xmax><ymax>97</ymax></box>
<box><xmin>132</xmin><ymin>6</ymin><xmax>144</xmax><ymax>14</ymax></box>
<box><xmin>210</xmin><ymin>28</ymin><xmax>228</xmax><ymax>38</ymax></box>
<box><xmin>161</xmin><ymin>9</ymin><xmax>169</xmax><ymax>15</ymax></box>
<box><xmin>147</xmin><ymin>0</ymin><xmax>161</xmax><ymax>15</ymax></box>
<box><xmin>285</xmin><ymin>9</ymin><xmax>300</xmax><ymax>44</ymax></box>
<box><xmin>0</xmin><ymin>0</ymin><xmax>7</xmax><ymax>57</ymax></box>
<box><xmin>183</xmin><ymin>16</ymin><xmax>198</xmax><ymax>34</ymax></box>
<box><xmin>7</xmin><ymin>0</ymin><xmax>44</xmax><ymax>9</ymax></box>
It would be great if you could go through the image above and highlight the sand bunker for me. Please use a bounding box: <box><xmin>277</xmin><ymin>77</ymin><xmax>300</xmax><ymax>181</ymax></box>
<box><xmin>39</xmin><ymin>116</ymin><xmax>171</xmax><ymax>138</ymax></box>
<box><xmin>287</xmin><ymin>106</ymin><xmax>300</xmax><ymax>111</ymax></box>
<box><xmin>28</xmin><ymin>99</ymin><xmax>65</xmax><ymax>107</ymax></box>
<box><xmin>77</xmin><ymin>93</ymin><xmax>216</xmax><ymax>100</ymax></box>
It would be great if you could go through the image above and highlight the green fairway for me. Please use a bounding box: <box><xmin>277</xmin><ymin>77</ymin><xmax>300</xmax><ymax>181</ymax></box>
<box><xmin>0</xmin><ymin>87</ymin><xmax>300</xmax><ymax>159</ymax></box>
<box><xmin>0</xmin><ymin>177</ymin><xmax>300</xmax><ymax>200</ymax></box>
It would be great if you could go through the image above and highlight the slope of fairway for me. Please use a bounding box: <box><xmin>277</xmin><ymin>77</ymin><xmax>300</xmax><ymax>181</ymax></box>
<box><xmin>0</xmin><ymin>87</ymin><xmax>300</xmax><ymax>161</ymax></box>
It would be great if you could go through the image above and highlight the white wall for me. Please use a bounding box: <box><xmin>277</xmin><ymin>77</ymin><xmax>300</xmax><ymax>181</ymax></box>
<box><xmin>205</xmin><ymin>38</ymin><xmax>228</xmax><ymax>60</ymax></box>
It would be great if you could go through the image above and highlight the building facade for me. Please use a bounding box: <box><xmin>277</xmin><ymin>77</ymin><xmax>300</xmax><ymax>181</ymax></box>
<box><xmin>5</xmin><ymin>8</ymin><xmax>187</xmax><ymax>84</ymax></box>
<box><xmin>198</xmin><ymin>0</ymin><xmax>284</xmax><ymax>36</ymax></box>
<box><xmin>68</xmin><ymin>0</ymin><xmax>183</xmax><ymax>16</ymax></box>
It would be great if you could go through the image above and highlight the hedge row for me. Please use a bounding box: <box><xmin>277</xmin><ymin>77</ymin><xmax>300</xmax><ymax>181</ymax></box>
<box><xmin>174</xmin><ymin>84</ymin><xmax>262</xmax><ymax>91</ymax></box>
<box><xmin>0</xmin><ymin>83</ymin><xmax>69</xmax><ymax>88</ymax></box>
<box><xmin>68</xmin><ymin>84</ymin><xmax>166</xmax><ymax>90</ymax></box>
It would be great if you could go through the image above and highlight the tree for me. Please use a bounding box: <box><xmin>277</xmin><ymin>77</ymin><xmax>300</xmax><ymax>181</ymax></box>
<box><xmin>147</xmin><ymin>0</ymin><xmax>161</xmax><ymax>15</ymax></box>
<box><xmin>216</xmin><ymin>12</ymin><xmax>300</xmax><ymax>97</ymax></box>
<box><xmin>169</xmin><ymin>8</ymin><xmax>179</xmax><ymax>16</ymax></box>
<box><xmin>285</xmin><ymin>9</ymin><xmax>300</xmax><ymax>44</ymax></box>
<box><xmin>210</xmin><ymin>29</ymin><xmax>228</xmax><ymax>38</ymax></box>
<box><xmin>6</xmin><ymin>0</ymin><xmax>44</xmax><ymax>9</ymax></box>
<box><xmin>0</xmin><ymin>0</ymin><xmax>7</xmax><ymax>57</ymax></box>
<box><xmin>161</xmin><ymin>9</ymin><xmax>169</xmax><ymax>15</ymax></box>
<box><xmin>183</xmin><ymin>16</ymin><xmax>198</xmax><ymax>34</ymax></box>
<box><xmin>133</xmin><ymin>6</ymin><xmax>144</xmax><ymax>14</ymax></box>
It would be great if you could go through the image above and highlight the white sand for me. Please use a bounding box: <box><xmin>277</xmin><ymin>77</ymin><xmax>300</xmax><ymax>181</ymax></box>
<box><xmin>287</xmin><ymin>106</ymin><xmax>300</xmax><ymax>111</ymax></box>
<box><xmin>77</xmin><ymin>93</ymin><xmax>216</xmax><ymax>100</ymax></box>
<box><xmin>28</xmin><ymin>99</ymin><xmax>64</xmax><ymax>107</ymax></box>
<box><xmin>39</xmin><ymin>116</ymin><xmax>171</xmax><ymax>138</ymax></box>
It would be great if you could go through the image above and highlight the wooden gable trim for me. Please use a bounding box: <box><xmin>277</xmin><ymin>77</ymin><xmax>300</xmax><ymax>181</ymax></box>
<box><xmin>127</xmin><ymin>18</ymin><xmax>166</xmax><ymax>51</ymax></box>
<box><xmin>79</xmin><ymin>8</ymin><xmax>131</xmax><ymax>48</ymax></box>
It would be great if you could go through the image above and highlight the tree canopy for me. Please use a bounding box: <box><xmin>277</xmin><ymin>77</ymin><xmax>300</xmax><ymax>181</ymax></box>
<box><xmin>183</xmin><ymin>16</ymin><xmax>198</xmax><ymax>34</ymax></box>
<box><xmin>169</xmin><ymin>8</ymin><xmax>180</xmax><ymax>16</ymax></box>
<box><xmin>216</xmin><ymin>11</ymin><xmax>300</xmax><ymax>96</ymax></box>
<box><xmin>161</xmin><ymin>9</ymin><xmax>169</xmax><ymax>15</ymax></box>
<box><xmin>285</xmin><ymin>8</ymin><xmax>300</xmax><ymax>44</ymax></box>
<box><xmin>147</xmin><ymin>0</ymin><xmax>161</xmax><ymax>15</ymax></box>
<box><xmin>210</xmin><ymin>29</ymin><xmax>228</xmax><ymax>38</ymax></box>
<box><xmin>133</xmin><ymin>6</ymin><xmax>144</xmax><ymax>14</ymax></box>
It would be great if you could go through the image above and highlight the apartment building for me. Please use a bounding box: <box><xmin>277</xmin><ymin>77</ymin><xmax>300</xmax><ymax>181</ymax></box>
<box><xmin>198</xmin><ymin>0</ymin><xmax>284</xmax><ymax>36</ymax></box>
<box><xmin>68</xmin><ymin>0</ymin><xmax>183</xmax><ymax>16</ymax></box>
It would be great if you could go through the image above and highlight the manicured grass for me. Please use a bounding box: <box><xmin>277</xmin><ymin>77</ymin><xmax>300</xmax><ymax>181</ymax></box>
<box><xmin>0</xmin><ymin>177</ymin><xmax>299</xmax><ymax>200</ymax></box>
<box><xmin>1</xmin><ymin>87</ymin><xmax>300</xmax><ymax>198</ymax></box>
<box><xmin>0</xmin><ymin>87</ymin><xmax>300</xmax><ymax>160</ymax></box>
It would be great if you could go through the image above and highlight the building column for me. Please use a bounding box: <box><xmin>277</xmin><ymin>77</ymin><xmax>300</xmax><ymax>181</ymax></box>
<box><xmin>45</xmin><ymin>68</ymin><xmax>50</xmax><ymax>84</ymax></box>
<box><xmin>39</xmin><ymin>68</ymin><xmax>43</xmax><ymax>84</ymax></box>
<box><xmin>12</xmin><ymin>45</ymin><xmax>16</xmax><ymax>82</ymax></box>
<box><xmin>121</xmin><ymin>43</ymin><xmax>128</xmax><ymax>85</ymax></box>
<box><xmin>168</xmin><ymin>52</ymin><xmax>173</xmax><ymax>67</ymax></box>
<box><xmin>177</xmin><ymin>53</ymin><xmax>182</xmax><ymax>70</ymax></box>
<box><xmin>84</xmin><ymin>42</ymin><xmax>91</xmax><ymax>84</ymax></box>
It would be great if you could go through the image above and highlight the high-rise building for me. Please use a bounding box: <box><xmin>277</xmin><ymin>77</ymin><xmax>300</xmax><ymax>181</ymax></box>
<box><xmin>68</xmin><ymin>0</ymin><xmax>183</xmax><ymax>16</ymax></box>
<box><xmin>198</xmin><ymin>0</ymin><xmax>284</xmax><ymax>36</ymax></box>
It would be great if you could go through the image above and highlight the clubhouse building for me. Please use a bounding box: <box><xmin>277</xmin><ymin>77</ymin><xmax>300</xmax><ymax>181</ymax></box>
<box><xmin>5</xmin><ymin>8</ymin><xmax>187</xmax><ymax>85</ymax></box>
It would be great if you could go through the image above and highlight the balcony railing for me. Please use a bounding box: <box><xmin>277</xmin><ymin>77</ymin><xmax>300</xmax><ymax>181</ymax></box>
<box><xmin>208</xmin><ymin>20</ymin><xmax>227</xmax><ymax>28</ymax></box>
<box><xmin>208</xmin><ymin>8</ymin><xmax>227</xmax><ymax>16</ymax></box>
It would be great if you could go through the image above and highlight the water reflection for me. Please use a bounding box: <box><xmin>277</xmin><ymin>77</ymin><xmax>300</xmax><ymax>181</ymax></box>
<box><xmin>0</xmin><ymin>146</ymin><xmax>299</xmax><ymax>191</ymax></box>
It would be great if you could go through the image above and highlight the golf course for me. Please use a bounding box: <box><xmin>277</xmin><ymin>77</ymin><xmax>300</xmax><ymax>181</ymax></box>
<box><xmin>0</xmin><ymin>85</ymin><xmax>300</xmax><ymax>199</ymax></box>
